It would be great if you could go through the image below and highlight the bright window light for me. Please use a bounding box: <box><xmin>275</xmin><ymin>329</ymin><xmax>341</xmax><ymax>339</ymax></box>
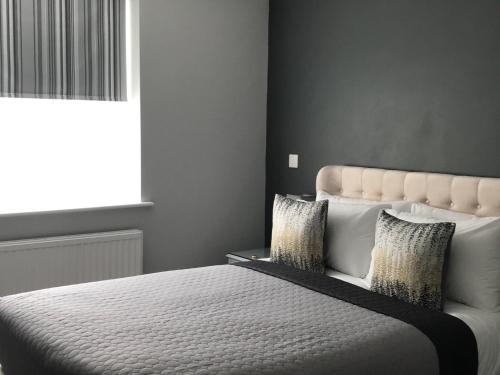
<box><xmin>0</xmin><ymin>0</ymin><xmax>141</xmax><ymax>215</ymax></box>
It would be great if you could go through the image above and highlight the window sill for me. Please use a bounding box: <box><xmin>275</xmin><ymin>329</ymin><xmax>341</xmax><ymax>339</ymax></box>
<box><xmin>0</xmin><ymin>202</ymin><xmax>154</xmax><ymax>218</ymax></box>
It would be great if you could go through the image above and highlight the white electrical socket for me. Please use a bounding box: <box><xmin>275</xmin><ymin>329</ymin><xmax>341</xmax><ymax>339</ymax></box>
<box><xmin>289</xmin><ymin>154</ymin><xmax>299</xmax><ymax>169</ymax></box>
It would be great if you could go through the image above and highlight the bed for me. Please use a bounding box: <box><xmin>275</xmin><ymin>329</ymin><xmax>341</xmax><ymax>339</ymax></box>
<box><xmin>0</xmin><ymin>165</ymin><xmax>498</xmax><ymax>375</ymax></box>
<box><xmin>328</xmin><ymin>269</ymin><xmax>500</xmax><ymax>375</ymax></box>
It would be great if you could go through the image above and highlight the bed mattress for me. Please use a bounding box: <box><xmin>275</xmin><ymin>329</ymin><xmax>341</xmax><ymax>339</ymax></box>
<box><xmin>0</xmin><ymin>262</ymin><xmax>477</xmax><ymax>375</ymax></box>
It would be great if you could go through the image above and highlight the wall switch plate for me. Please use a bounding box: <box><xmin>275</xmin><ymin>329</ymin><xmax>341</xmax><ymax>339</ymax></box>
<box><xmin>289</xmin><ymin>154</ymin><xmax>299</xmax><ymax>168</ymax></box>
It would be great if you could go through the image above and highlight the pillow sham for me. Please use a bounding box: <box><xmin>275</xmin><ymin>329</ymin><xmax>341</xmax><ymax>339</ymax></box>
<box><xmin>383</xmin><ymin>208</ymin><xmax>440</xmax><ymax>223</ymax></box>
<box><xmin>412</xmin><ymin>203</ymin><xmax>477</xmax><ymax>222</ymax></box>
<box><xmin>316</xmin><ymin>190</ymin><xmax>412</xmax><ymax>212</ymax></box>
<box><xmin>407</xmin><ymin>204</ymin><xmax>500</xmax><ymax>312</ymax></box>
<box><xmin>370</xmin><ymin>210</ymin><xmax>456</xmax><ymax>311</ymax></box>
<box><xmin>317</xmin><ymin>192</ymin><xmax>391</xmax><ymax>278</ymax></box>
<box><xmin>270</xmin><ymin>195</ymin><xmax>328</xmax><ymax>273</ymax></box>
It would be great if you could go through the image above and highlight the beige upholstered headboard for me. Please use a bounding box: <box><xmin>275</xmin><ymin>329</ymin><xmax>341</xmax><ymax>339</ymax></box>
<box><xmin>316</xmin><ymin>165</ymin><xmax>500</xmax><ymax>217</ymax></box>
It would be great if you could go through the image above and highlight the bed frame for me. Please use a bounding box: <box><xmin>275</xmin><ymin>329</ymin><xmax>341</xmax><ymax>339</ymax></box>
<box><xmin>316</xmin><ymin>165</ymin><xmax>500</xmax><ymax>217</ymax></box>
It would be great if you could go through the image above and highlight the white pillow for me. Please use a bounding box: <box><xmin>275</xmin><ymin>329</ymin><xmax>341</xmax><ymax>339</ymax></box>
<box><xmin>412</xmin><ymin>203</ymin><xmax>477</xmax><ymax>222</ymax></box>
<box><xmin>317</xmin><ymin>192</ymin><xmax>391</xmax><ymax>278</ymax></box>
<box><xmin>384</xmin><ymin>208</ymin><xmax>439</xmax><ymax>223</ymax></box>
<box><xmin>316</xmin><ymin>191</ymin><xmax>411</xmax><ymax>212</ymax></box>
<box><xmin>381</xmin><ymin>205</ymin><xmax>500</xmax><ymax>312</ymax></box>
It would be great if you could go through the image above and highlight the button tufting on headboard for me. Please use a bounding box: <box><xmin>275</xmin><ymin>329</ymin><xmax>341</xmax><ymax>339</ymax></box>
<box><xmin>316</xmin><ymin>166</ymin><xmax>500</xmax><ymax>217</ymax></box>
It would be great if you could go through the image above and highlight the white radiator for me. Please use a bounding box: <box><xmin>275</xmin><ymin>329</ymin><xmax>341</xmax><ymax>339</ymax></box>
<box><xmin>0</xmin><ymin>230</ymin><xmax>143</xmax><ymax>296</ymax></box>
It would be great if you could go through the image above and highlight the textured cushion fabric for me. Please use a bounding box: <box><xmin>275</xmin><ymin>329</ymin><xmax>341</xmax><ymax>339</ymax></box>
<box><xmin>317</xmin><ymin>192</ymin><xmax>390</xmax><ymax>278</ymax></box>
<box><xmin>270</xmin><ymin>195</ymin><xmax>328</xmax><ymax>273</ymax></box>
<box><xmin>316</xmin><ymin>190</ymin><xmax>411</xmax><ymax>212</ymax></box>
<box><xmin>370</xmin><ymin>210</ymin><xmax>456</xmax><ymax>311</ymax></box>
<box><xmin>409</xmin><ymin>204</ymin><xmax>500</xmax><ymax>312</ymax></box>
<box><xmin>364</xmin><ymin>209</ymin><xmax>442</xmax><ymax>287</ymax></box>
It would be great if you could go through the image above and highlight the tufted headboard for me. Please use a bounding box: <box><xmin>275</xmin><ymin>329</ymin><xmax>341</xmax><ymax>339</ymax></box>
<box><xmin>316</xmin><ymin>165</ymin><xmax>500</xmax><ymax>217</ymax></box>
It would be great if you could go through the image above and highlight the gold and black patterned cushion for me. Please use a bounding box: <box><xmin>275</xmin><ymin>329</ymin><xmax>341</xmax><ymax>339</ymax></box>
<box><xmin>270</xmin><ymin>195</ymin><xmax>328</xmax><ymax>273</ymax></box>
<box><xmin>370</xmin><ymin>210</ymin><xmax>456</xmax><ymax>311</ymax></box>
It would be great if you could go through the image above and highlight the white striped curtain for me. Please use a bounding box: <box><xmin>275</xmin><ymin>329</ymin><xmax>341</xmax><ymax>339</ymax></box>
<box><xmin>0</xmin><ymin>0</ymin><xmax>126</xmax><ymax>101</ymax></box>
<box><xmin>0</xmin><ymin>0</ymin><xmax>22</xmax><ymax>96</ymax></box>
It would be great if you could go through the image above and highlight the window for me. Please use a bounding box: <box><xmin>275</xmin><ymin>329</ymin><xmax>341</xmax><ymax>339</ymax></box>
<box><xmin>0</xmin><ymin>0</ymin><xmax>141</xmax><ymax>214</ymax></box>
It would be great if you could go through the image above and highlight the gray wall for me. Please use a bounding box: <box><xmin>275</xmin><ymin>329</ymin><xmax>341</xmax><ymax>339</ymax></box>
<box><xmin>140</xmin><ymin>0</ymin><xmax>268</xmax><ymax>272</ymax></box>
<box><xmin>0</xmin><ymin>0</ymin><xmax>269</xmax><ymax>274</ymax></box>
<box><xmin>266</xmin><ymin>0</ymin><xmax>500</xmax><ymax>240</ymax></box>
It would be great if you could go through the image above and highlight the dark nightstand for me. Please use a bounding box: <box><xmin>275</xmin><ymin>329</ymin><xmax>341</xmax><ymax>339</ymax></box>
<box><xmin>226</xmin><ymin>248</ymin><xmax>270</xmax><ymax>264</ymax></box>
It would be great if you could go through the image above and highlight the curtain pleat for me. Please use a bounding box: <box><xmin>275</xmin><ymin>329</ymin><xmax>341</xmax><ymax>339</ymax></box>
<box><xmin>0</xmin><ymin>0</ymin><xmax>126</xmax><ymax>101</ymax></box>
<box><xmin>0</xmin><ymin>0</ymin><xmax>22</xmax><ymax>97</ymax></box>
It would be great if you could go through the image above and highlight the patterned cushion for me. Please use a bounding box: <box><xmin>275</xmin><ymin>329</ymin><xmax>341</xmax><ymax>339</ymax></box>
<box><xmin>270</xmin><ymin>195</ymin><xmax>328</xmax><ymax>273</ymax></box>
<box><xmin>370</xmin><ymin>210</ymin><xmax>456</xmax><ymax>311</ymax></box>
